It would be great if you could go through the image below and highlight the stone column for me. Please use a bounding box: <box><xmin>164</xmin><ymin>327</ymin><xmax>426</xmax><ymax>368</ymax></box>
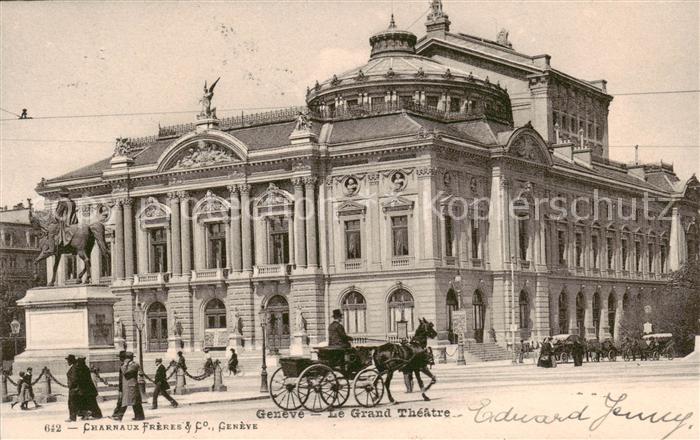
<box><xmin>114</xmin><ymin>200</ymin><xmax>125</xmax><ymax>280</ymax></box>
<box><xmin>123</xmin><ymin>198</ymin><xmax>135</xmax><ymax>279</ymax></box>
<box><xmin>292</xmin><ymin>178</ymin><xmax>306</xmax><ymax>267</ymax></box>
<box><xmin>584</xmin><ymin>292</ymin><xmax>595</xmax><ymax>339</ymax></box>
<box><xmin>179</xmin><ymin>192</ymin><xmax>192</xmax><ymax>275</ymax></box>
<box><xmin>239</xmin><ymin>184</ymin><xmax>252</xmax><ymax>271</ymax></box>
<box><xmin>227</xmin><ymin>186</ymin><xmax>242</xmax><ymax>272</ymax></box>
<box><xmin>136</xmin><ymin>209</ymin><xmax>148</xmax><ymax>275</ymax></box>
<box><xmin>568</xmin><ymin>290</ymin><xmax>578</xmax><ymax>335</ymax></box>
<box><xmin>304</xmin><ymin>176</ymin><xmax>318</xmax><ymax>267</ymax></box>
<box><xmin>168</xmin><ymin>192</ymin><xmax>182</xmax><ymax>275</ymax></box>
<box><xmin>288</xmin><ymin>215</ymin><xmax>295</xmax><ymax>267</ymax></box>
<box><xmin>613</xmin><ymin>296</ymin><xmax>624</xmax><ymax>343</ymax></box>
<box><xmin>600</xmin><ymin>294</ymin><xmax>611</xmax><ymax>340</ymax></box>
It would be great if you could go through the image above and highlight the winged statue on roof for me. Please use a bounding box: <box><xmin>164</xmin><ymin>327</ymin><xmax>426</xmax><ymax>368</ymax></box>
<box><xmin>199</xmin><ymin>77</ymin><xmax>220</xmax><ymax>119</ymax></box>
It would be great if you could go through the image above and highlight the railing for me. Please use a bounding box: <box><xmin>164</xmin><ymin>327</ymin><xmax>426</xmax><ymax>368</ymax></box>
<box><xmin>134</xmin><ymin>272</ymin><xmax>169</xmax><ymax>285</ymax></box>
<box><xmin>344</xmin><ymin>260</ymin><xmax>362</xmax><ymax>271</ymax></box>
<box><xmin>444</xmin><ymin>256</ymin><xmax>456</xmax><ymax>266</ymax></box>
<box><xmin>575</xmin><ymin>266</ymin><xmax>585</xmax><ymax>275</ymax></box>
<box><xmin>520</xmin><ymin>260</ymin><xmax>531</xmax><ymax>270</ymax></box>
<box><xmin>191</xmin><ymin>268</ymin><xmax>228</xmax><ymax>281</ymax></box>
<box><xmin>315</xmin><ymin>101</ymin><xmax>511</xmax><ymax>124</ymax></box>
<box><xmin>591</xmin><ymin>268</ymin><xmax>600</xmax><ymax>276</ymax></box>
<box><xmin>253</xmin><ymin>264</ymin><xmax>291</xmax><ymax>277</ymax></box>
<box><xmin>621</xmin><ymin>270</ymin><xmax>630</xmax><ymax>277</ymax></box>
<box><xmin>391</xmin><ymin>257</ymin><xmax>411</xmax><ymax>268</ymax></box>
<box><xmin>606</xmin><ymin>269</ymin><xmax>616</xmax><ymax>277</ymax></box>
<box><xmin>471</xmin><ymin>258</ymin><xmax>482</xmax><ymax>268</ymax></box>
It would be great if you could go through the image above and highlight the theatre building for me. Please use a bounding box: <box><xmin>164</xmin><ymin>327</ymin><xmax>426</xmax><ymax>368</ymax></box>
<box><xmin>35</xmin><ymin>1</ymin><xmax>699</xmax><ymax>357</ymax></box>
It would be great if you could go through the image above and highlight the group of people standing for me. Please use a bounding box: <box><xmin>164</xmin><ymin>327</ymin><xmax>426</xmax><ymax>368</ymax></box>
<box><xmin>536</xmin><ymin>336</ymin><xmax>586</xmax><ymax>368</ymax></box>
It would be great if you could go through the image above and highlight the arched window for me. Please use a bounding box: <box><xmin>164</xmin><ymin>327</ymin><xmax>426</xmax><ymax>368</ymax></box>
<box><xmin>388</xmin><ymin>289</ymin><xmax>414</xmax><ymax>332</ymax></box>
<box><xmin>558</xmin><ymin>291</ymin><xmax>568</xmax><ymax>333</ymax></box>
<box><xmin>592</xmin><ymin>292</ymin><xmax>601</xmax><ymax>339</ymax></box>
<box><xmin>205</xmin><ymin>299</ymin><xmax>227</xmax><ymax>329</ymax></box>
<box><xmin>446</xmin><ymin>289</ymin><xmax>459</xmax><ymax>343</ymax></box>
<box><xmin>473</xmin><ymin>290</ymin><xmax>485</xmax><ymax>343</ymax></box>
<box><xmin>342</xmin><ymin>291</ymin><xmax>367</xmax><ymax>334</ymax></box>
<box><xmin>266</xmin><ymin>295</ymin><xmax>290</xmax><ymax>350</ymax></box>
<box><xmin>518</xmin><ymin>290</ymin><xmax>529</xmax><ymax>329</ymax></box>
<box><xmin>576</xmin><ymin>292</ymin><xmax>586</xmax><ymax>336</ymax></box>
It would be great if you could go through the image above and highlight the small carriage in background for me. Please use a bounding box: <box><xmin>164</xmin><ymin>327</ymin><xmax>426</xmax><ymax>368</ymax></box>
<box><xmin>642</xmin><ymin>333</ymin><xmax>675</xmax><ymax>360</ymax></box>
<box><xmin>551</xmin><ymin>333</ymin><xmax>582</xmax><ymax>363</ymax></box>
<box><xmin>269</xmin><ymin>345</ymin><xmax>385</xmax><ymax>412</ymax></box>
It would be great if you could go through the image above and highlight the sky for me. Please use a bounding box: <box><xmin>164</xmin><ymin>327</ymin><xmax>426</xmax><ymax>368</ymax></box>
<box><xmin>1</xmin><ymin>1</ymin><xmax>698</xmax><ymax>208</ymax></box>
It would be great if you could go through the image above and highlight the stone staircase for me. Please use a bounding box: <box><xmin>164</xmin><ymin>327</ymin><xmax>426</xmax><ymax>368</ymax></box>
<box><xmin>464</xmin><ymin>342</ymin><xmax>513</xmax><ymax>362</ymax></box>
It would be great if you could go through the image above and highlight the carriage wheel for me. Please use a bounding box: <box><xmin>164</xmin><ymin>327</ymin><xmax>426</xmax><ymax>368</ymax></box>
<box><xmin>560</xmin><ymin>352</ymin><xmax>569</xmax><ymax>363</ymax></box>
<box><xmin>269</xmin><ymin>367</ymin><xmax>303</xmax><ymax>411</ymax></box>
<box><xmin>352</xmin><ymin>367</ymin><xmax>385</xmax><ymax>408</ymax></box>
<box><xmin>666</xmin><ymin>349</ymin><xmax>674</xmax><ymax>361</ymax></box>
<box><xmin>330</xmin><ymin>372</ymin><xmax>350</xmax><ymax>408</ymax></box>
<box><xmin>608</xmin><ymin>350</ymin><xmax>617</xmax><ymax>361</ymax></box>
<box><xmin>297</xmin><ymin>364</ymin><xmax>338</xmax><ymax>412</ymax></box>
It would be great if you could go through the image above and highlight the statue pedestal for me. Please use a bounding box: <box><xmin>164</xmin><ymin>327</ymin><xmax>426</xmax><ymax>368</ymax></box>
<box><xmin>227</xmin><ymin>333</ymin><xmax>243</xmax><ymax>351</ymax></box>
<box><xmin>290</xmin><ymin>332</ymin><xmax>309</xmax><ymax>356</ymax></box>
<box><xmin>14</xmin><ymin>285</ymin><xmax>121</xmax><ymax>376</ymax></box>
<box><xmin>114</xmin><ymin>337</ymin><xmax>126</xmax><ymax>351</ymax></box>
<box><xmin>167</xmin><ymin>337</ymin><xmax>184</xmax><ymax>359</ymax></box>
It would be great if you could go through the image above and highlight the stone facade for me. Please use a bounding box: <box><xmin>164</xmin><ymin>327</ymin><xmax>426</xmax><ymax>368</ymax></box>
<box><xmin>35</xmin><ymin>3</ymin><xmax>700</xmax><ymax>355</ymax></box>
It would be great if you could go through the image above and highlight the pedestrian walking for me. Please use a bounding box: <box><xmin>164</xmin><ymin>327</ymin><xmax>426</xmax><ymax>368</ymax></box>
<box><xmin>76</xmin><ymin>356</ymin><xmax>102</xmax><ymax>419</ymax></box>
<box><xmin>176</xmin><ymin>351</ymin><xmax>187</xmax><ymax>386</ymax></box>
<box><xmin>572</xmin><ymin>339</ymin><xmax>584</xmax><ymax>367</ymax></box>
<box><xmin>119</xmin><ymin>352</ymin><xmax>145</xmax><ymax>421</ymax></box>
<box><xmin>10</xmin><ymin>372</ymin><xmax>30</xmax><ymax>410</ymax></box>
<box><xmin>22</xmin><ymin>368</ymin><xmax>41</xmax><ymax>409</ymax></box>
<box><xmin>65</xmin><ymin>354</ymin><xmax>80</xmax><ymax>422</ymax></box>
<box><xmin>203</xmin><ymin>348</ymin><xmax>214</xmax><ymax>375</ymax></box>
<box><xmin>111</xmin><ymin>351</ymin><xmax>127</xmax><ymax>420</ymax></box>
<box><xmin>151</xmin><ymin>358</ymin><xmax>178</xmax><ymax>409</ymax></box>
<box><xmin>227</xmin><ymin>348</ymin><xmax>238</xmax><ymax>376</ymax></box>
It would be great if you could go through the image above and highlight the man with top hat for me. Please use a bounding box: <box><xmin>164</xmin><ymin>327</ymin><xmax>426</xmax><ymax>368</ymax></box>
<box><xmin>119</xmin><ymin>352</ymin><xmax>145</xmax><ymax>421</ymax></box>
<box><xmin>152</xmin><ymin>358</ymin><xmax>178</xmax><ymax>410</ymax></box>
<box><xmin>328</xmin><ymin>309</ymin><xmax>353</xmax><ymax>349</ymax></box>
<box><xmin>65</xmin><ymin>354</ymin><xmax>80</xmax><ymax>422</ymax></box>
<box><xmin>111</xmin><ymin>350</ymin><xmax>128</xmax><ymax>420</ymax></box>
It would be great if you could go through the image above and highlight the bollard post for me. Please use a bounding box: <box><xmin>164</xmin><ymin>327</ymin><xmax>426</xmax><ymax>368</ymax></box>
<box><xmin>39</xmin><ymin>368</ymin><xmax>57</xmax><ymax>403</ymax></box>
<box><xmin>212</xmin><ymin>363</ymin><xmax>227</xmax><ymax>392</ymax></box>
<box><xmin>1</xmin><ymin>372</ymin><xmax>11</xmax><ymax>403</ymax></box>
<box><xmin>174</xmin><ymin>367</ymin><xmax>187</xmax><ymax>395</ymax></box>
<box><xmin>438</xmin><ymin>347</ymin><xmax>447</xmax><ymax>364</ymax></box>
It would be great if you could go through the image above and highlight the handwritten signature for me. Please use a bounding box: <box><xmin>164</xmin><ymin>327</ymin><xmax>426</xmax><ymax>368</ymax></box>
<box><xmin>467</xmin><ymin>393</ymin><xmax>694</xmax><ymax>439</ymax></box>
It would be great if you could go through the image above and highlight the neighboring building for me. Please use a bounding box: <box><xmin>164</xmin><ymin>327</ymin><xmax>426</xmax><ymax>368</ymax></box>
<box><xmin>0</xmin><ymin>202</ymin><xmax>46</xmax><ymax>361</ymax></box>
<box><xmin>35</xmin><ymin>2</ymin><xmax>700</xmax><ymax>356</ymax></box>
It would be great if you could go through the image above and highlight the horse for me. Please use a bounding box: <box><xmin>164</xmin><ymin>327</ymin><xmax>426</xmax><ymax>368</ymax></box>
<box><xmin>33</xmin><ymin>215</ymin><xmax>109</xmax><ymax>286</ymax></box>
<box><xmin>372</xmin><ymin>318</ymin><xmax>438</xmax><ymax>403</ymax></box>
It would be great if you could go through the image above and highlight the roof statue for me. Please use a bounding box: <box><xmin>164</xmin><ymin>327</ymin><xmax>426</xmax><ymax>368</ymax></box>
<box><xmin>294</xmin><ymin>110</ymin><xmax>312</xmax><ymax>132</ymax></box>
<box><xmin>428</xmin><ymin>0</ymin><xmax>445</xmax><ymax>20</ymax></box>
<box><xmin>497</xmin><ymin>28</ymin><xmax>513</xmax><ymax>48</ymax></box>
<box><xmin>199</xmin><ymin>77</ymin><xmax>220</xmax><ymax>119</ymax></box>
<box><xmin>113</xmin><ymin>137</ymin><xmax>133</xmax><ymax>158</ymax></box>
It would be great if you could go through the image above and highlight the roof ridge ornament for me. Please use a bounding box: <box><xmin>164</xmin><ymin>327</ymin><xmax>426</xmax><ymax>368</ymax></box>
<box><xmin>389</xmin><ymin>13</ymin><xmax>396</xmax><ymax>29</ymax></box>
<box><xmin>496</xmin><ymin>28</ymin><xmax>513</xmax><ymax>49</ymax></box>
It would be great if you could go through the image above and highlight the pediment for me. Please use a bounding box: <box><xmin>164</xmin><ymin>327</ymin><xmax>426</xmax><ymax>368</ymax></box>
<box><xmin>381</xmin><ymin>196</ymin><xmax>414</xmax><ymax>213</ymax></box>
<box><xmin>505</xmin><ymin>128</ymin><xmax>552</xmax><ymax>166</ymax></box>
<box><xmin>337</xmin><ymin>201</ymin><xmax>366</xmax><ymax>216</ymax></box>
<box><xmin>193</xmin><ymin>190</ymin><xmax>231</xmax><ymax>221</ymax></box>
<box><xmin>139</xmin><ymin>197</ymin><xmax>170</xmax><ymax>227</ymax></box>
<box><xmin>170</xmin><ymin>140</ymin><xmax>240</xmax><ymax>170</ymax></box>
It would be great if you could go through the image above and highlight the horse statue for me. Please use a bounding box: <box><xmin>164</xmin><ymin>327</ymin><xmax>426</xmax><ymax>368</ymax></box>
<box><xmin>372</xmin><ymin>317</ymin><xmax>438</xmax><ymax>403</ymax></box>
<box><xmin>32</xmin><ymin>210</ymin><xmax>110</xmax><ymax>286</ymax></box>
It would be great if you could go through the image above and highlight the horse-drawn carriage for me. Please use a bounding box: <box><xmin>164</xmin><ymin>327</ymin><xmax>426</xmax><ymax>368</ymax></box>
<box><xmin>269</xmin><ymin>346</ymin><xmax>384</xmax><ymax>412</ymax></box>
<box><xmin>585</xmin><ymin>339</ymin><xmax>618</xmax><ymax>361</ymax></box>
<box><xmin>551</xmin><ymin>334</ymin><xmax>581</xmax><ymax>363</ymax></box>
<box><xmin>642</xmin><ymin>333</ymin><xmax>675</xmax><ymax>361</ymax></box>
<box><xmin>268</xmin><ymin>318</ymin><xmax>438</xmax><ymax>412</ymax></box>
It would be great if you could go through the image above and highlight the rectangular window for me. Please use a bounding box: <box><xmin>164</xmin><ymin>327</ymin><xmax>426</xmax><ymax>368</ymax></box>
<box><xmin>592</xmin><ymin>235</ymin><xmax>599</xmax><ymax>269</ymax></box>
<box><xmin>557</xmin><ymin>230</ymin><xmax>567</xmax><ymax>265</ymax></box>
<box><xmin>588</xmin><ymin>123</ymin><xmax>593</xmax><ymax>139</ymax></box>
<box><xmin>518</xmin><ymin>218</ymin><xmax>529</xmax><ymax>261</ymax></box>
<box><xmin>399</xmin><ymin>95</ymin><xmax>413</xmax><ymax>107</ymax></box>
<box><xmin>607</xmin><ymin>236</ymin><xmax>615</xmax><ymax>269</ymax></box>
<box><xmin>470</xmin><ymin>219</ymin><xmax>480</xmax><ymax>259</ymax></box>
<box><xmin>621</xmin><ymin>238</ymin><xmax>628</xmax><ymax>271</ymax></box>
<box><xmin>648</xmin><ymin>243</ymin><xmax>654</xmax><ymax>273</ymax></box>
<box><xmin>346</xmin><ymin>99</ymin><xmax>358</xmax><ymax>108</ymax></box>
<box><xmin>371</xmin><ymin>96</ymin><xmax>384</xmax><ymax>108</ymax></box>
<box><xmin>268</xmin><ymin>217</ymin><xmax>289</xmax><ymax>265</ymax></box>
<box><xmin>449</xmin><ymin>98</ymin><xmax>461</xmax><ymax>112</ymax></box>
<box><xmin>391</xmin><ymin>216</ymin><xmax>409</xmax><ymax>257</ymax></box>
<box><xmin>635</xmin><ymin>241</ymin><xmax>642</xmax><ymax>272</ymax></box>
<box><xmin>444</xmin><ymin>216</ymin><xmax>454</xmax><ymax>257</ymax></box>
<box><xmin>660</xmin><ymin>243</ymin><xmax>667</xmax><ymax>272</ymax></box>
<box><xmin>149</xmin><ymin>228</ymin><xmax>168</xmax><ymax>273</ymax></box>
<box><xmin>426</xmin><ymin>96</ymin><xmax>439</xmax><ymax>109</ymax></box>
<box><xmin>575</xmin><ymin>232</ymin><xmax>583</xmax><ymax>267</ymax></box>
<box><xmin>344</xmin><ymin>220</ymin><xmax>361</xmax><ymax>260</ymax></box>
<box><xmin>596</xmin><ymin>126</ymin><xmax>602</xmax><ymax>141</ymax></box>
<box><xmin>207</xmin><ymin>223</ymin><xmax>227</xmax><ymax>269</ymax></box>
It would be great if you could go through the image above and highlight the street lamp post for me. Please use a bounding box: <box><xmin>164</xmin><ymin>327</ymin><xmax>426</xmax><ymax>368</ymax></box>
<box><xmin>510</xmin><ymin>255</ymin><xmax>517</xmax><ymax>365</ymax></box>
<box><xmin>258</xmin><ymin>306</ymin><xmax>268</xmax><ymax>394</ymax></box>
<box><xmin>133</xmin><ymin>303</ymin><xmax>146</xmax><ymax>394</ymax></box>
<box><xmin>10</xmin><ymin>317</ymin><xmax>21</xmax><ymax>358</ymax></box>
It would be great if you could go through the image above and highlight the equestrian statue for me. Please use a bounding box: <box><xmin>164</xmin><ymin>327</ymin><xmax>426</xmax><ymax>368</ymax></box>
<box><xmin>32</xmin><ymin>189</ymin><xmax>109</xmax><ymax>286</ymax></box>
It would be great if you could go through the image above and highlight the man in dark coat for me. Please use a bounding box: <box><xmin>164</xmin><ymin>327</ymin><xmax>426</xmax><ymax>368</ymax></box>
<box><xmin>228</xmin><ymin>348</ymin><xmax>238</xmax><ymax>375</ymax></box>
<box><xmin>76</xmin><ymin>356</ymin><xmax>102</xmax><ymax>419</ymax></box>
<box><xmin>111</xmin><ymin>351</ymin><xmax>127</xmax><ymax>420</ymax></box>
<box><xmin>176</xmin><ymin>351</ymin><xmax>187</xmax><ymax>385</ymax></box>
<box><xmin>572</xmin><ymin>338</ymin><xmax>585</xmax><ymax>367</ymax></box>
<box><xmin>152</xmin><ymin>358</ymin><xmax>178</xmax><ymax>409</ymax></box>
<box><xmin>120</xmin><ymin>352</ymin><xmax>145</xmax><ymax>421</ymax></box>
<box><xmin>328</xmin><ymin>309</ymin><xmax>353</xmax><ymax>349</ymax></box>
<box><xmin>65</xmin><ymin>355</ymin><xmax>80</xmax><ymax>422</ymax></box>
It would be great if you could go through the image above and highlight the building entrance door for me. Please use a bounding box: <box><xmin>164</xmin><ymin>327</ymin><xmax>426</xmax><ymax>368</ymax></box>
<box><xmin>473</xmin><ymin>290</ymin><xmax>485</xmax><ymax>343</ymax></box>
<box><xmin>266</xmin><ymin>295</ymin><xmax>290</xmax><ymax>352</ymax></box>
<box><xmin>147</xmin><ymin>302</ymin><xmax>168</xmax><ymax>352</ymax></box>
